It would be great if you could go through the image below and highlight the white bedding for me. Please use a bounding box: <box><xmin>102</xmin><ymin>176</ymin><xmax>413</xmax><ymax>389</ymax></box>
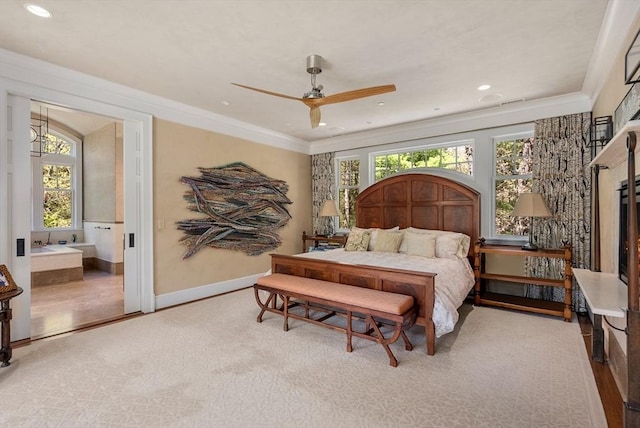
<box><xmin>295</xmin><ymin>249</ymin><xmax>475</xmax><ymax>337</ymax></box>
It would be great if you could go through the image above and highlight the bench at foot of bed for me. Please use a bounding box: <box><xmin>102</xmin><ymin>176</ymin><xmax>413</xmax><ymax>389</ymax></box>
<box><xmin>254</xmin><ymin>273</ymin><xmax>418</xmax><ymax>367</ymax></box>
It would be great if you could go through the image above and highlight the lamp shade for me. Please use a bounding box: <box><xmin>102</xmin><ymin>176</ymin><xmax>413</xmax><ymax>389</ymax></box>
<box><xmin>320</xmin><ymin>200</ymin><xmax>339</xmax><ymax>217</ymax></box>
<box><xmin>511</xmin><ymin>192</ymin><xmax>552</xmax><ymax>217</ymax></box>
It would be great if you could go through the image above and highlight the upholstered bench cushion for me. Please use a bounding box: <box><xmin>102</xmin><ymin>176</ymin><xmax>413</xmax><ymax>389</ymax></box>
<box><xmin>257</xmin><ymin>273</ymin><xmax>414</xmax><ymax>315</ymax></box>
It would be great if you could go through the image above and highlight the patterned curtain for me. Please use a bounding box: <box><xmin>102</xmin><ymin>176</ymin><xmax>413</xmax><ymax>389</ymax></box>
<box><xmin>525</xmin><ymin>113</ymin><xmax>591</xmax><ymax>312</ymax></box>
<box><xmin>311</xmin><ymin>153</ymin><xmax>335</xmax><ymax>235</ymax></box>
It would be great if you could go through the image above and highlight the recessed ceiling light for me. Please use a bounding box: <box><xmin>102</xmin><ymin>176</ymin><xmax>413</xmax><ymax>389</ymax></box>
<box><xmin>377</xmin><ymin>101</ymin><xmax>385</xmax><ymax>106</ymax></box>
<box><xmin>24</xmin><ymin>3</ymin><xmax>52</xmax><ymax>18</ymax></box>
<box><xmin>478</xmin><ymin>84</ymin><xmax>491</xmax><ymax>91</ymax></box>
<box><xmin>220</xmin><ymin>100</ymin><xmax>230</xmax><ymax>106</ymax></box>
<box><xmin>479</xmin><ymin>93</ymin><xmax>503</xmax><ymax>103</ymax></box>
<box><xmin>318</xmin><ymin>122</ymin><xmax>326</xmax><ymax>127</ymax></box>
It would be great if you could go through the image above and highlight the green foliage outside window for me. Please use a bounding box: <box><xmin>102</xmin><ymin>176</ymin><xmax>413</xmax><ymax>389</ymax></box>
<box><xmin>41</xmin><ymin>132</ymin><xmax>74</xmax><ymax>228</ymax></box>
<box><xmin>43</xmin><ymin>163</ymin><xmax>72</xmax><ymax>228</ymax></box>
<box><xmin>374</xmin><ymin>145</ymin><xmax>473</xmax><ymax>181</ymax></box>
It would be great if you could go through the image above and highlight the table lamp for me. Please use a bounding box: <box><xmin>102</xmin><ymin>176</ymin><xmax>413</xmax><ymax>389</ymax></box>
<box><xmin>320</xmin><ymin>200</ymin><xmax>340</xmax><ymax>237</ymax></box>
<box><xmin>511</xmin><ymin>192</ymin><xmax>552</xmax><ymax>251</ymax></box>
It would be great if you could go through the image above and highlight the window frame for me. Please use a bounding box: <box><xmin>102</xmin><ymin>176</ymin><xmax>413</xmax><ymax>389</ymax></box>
<box><xmin>31</xmin><ymin>128</ymin><xmax>83</xmax><ymax>231</ymax></box>
<box><xmin>492</xmin><ymin>131</ymin><xmax>535</xmax><ymax>240</ymax></box>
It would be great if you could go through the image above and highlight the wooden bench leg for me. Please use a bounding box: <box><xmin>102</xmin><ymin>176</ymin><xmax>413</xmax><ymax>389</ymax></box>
<box><xmin>254</xmin><ymin>287</ymin><xmax>276</xmax><ymax>323</ymax></box>
<box><xmin>283</xmin><ymin>295</ymin><xmax>290</xmax><ymax>332</ymax></box>
<box><xmin>366</xmin><ymin>314</ymin><xmax>399</xmax><ymax>367</ymax></box>
<box><xmin>401</xmin><ymin>330</ymin><xmax>413</xmax><ymax>351</ymax></box>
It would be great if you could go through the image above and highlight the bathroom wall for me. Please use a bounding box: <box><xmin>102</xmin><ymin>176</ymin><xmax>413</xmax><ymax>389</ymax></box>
<box><xmin>84</xmin><ymin>122</ymin><xmax>123</xmax><ymax>222</ymax></box>
<box><xmin>83</xmin><ymin>122</ymin><xmax>124</xmax><ymax>273</ymax></box>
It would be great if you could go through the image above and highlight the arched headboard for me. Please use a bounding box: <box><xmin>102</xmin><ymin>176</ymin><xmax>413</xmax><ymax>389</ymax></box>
<box><xmin>355</xmin><ymin>173</ymin><xmax>480</xmax><ymax>259</ymax></box>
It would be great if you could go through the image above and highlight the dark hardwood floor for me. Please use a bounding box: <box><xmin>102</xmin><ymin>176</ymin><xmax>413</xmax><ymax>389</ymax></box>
<box><xmin>577</xmin><ymin>313</ymin><xmax>624</xmax><ymax>428</ymax></box>
<box><xmin>30</xmin><ymin>269</ymin><xmax>126</xmax><ymax>340</ymax></box>
<box><xmin>26</xmin><ymin>280</ymin><xmax>625</xmax><ymax>426</ymax></box>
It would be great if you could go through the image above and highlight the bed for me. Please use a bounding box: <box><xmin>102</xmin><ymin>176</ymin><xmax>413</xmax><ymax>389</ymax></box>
<box><xmin>295</xmin><ymin>173</ymin><xmax>480</xmax><ymax>344</ymax></box>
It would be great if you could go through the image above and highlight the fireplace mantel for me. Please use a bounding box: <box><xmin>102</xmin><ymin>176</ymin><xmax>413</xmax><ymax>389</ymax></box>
<box><xmin>590</xmin><ymin>119</ymin><xmax>640</xmax><ymax>168</ymax></box>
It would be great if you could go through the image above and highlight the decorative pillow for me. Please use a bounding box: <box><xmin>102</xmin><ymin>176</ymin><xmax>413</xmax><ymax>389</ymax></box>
<box><xmin>435</xmin><ymin>234</ymin><xmax>461</xmax><ymax>258</ymax></box>
<box><xmin>403</xmin><ymin>232</ymin><xmax>436</xmax><ymax>258</ymax></box>
<box><xmin>369</xmin><ymin>226</ymin><xmax>400</xmax><ymax>251</ymax></box>
<box><xmin>373</xmin><ymin>230</ymin><xmax>404</xmax><ymax>253</ymax></box>
<box><xmin>344</xmin><ymin>229</ymin><xmax>371</xmax><ymax>252</ymax></box>
<box><xmin>406</xmin><ymin>227</ymin><xmax>471</xmax><ymax>258</ymax></box>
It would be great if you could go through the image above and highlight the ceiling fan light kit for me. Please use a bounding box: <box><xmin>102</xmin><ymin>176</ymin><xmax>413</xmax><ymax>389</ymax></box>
<box><xmin>232</xmin><ymin>54</ymin><xmax>396</xmax><ymax>128</ymax></box>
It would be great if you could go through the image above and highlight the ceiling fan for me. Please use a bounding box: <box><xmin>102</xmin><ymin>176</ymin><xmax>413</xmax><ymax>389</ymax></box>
<box><xmin>232</xmin><ymin>55</ymin><xmax>396</xmax><ymax>128</ymax></box>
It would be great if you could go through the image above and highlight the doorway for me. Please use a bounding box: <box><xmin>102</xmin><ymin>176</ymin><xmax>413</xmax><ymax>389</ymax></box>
<box><xmin>29</xmin><ymin>101</ymin><xmax>126</xmax><ymax>339</ymax></box>
<box><xmin>2</xmin><ymin>88</ymin><xmax>154</xmax><ymax>343</ymax></box>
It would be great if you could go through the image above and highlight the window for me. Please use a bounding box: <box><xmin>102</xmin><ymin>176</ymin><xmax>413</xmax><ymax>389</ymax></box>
<box><xmin>337</xmin><ymin>158</ymin><xmax>360</xmax><ymax>229</ymax></box>
<box><xmin>32</xmin><ymin>131</ymin><xmax>80</xmax><ymax>230</ymax></box>
<box><xmin>373</xmin><ymin>142</ymin><xmax>473</xmax><ymax>181</ymax></box>
<box><xmin>494</xmin><ymin>135</ymin><xmax>534</xmax><ymax>236</ymax></box>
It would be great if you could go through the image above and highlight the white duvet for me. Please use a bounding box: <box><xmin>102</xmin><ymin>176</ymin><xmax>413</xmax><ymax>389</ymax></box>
<box><xmin>295</xmin><ymin>249</ymin><xmax>475</xmax><ymax>337</ymax></box>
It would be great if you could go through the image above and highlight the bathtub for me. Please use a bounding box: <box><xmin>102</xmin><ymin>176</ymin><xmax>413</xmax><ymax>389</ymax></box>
<box><xmin>31</xmin><ymin>245</ymin><xmax>84</xmax><ymax>286</ymax></box>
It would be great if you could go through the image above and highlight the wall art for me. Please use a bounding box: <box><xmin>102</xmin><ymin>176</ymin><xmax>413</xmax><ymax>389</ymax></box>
<box><xmin>614</xmin><ymin>82</ymin><xmax>640</xmax><ymax>133</ymax></box>
<box><xmin>177</xmin><ymin>162</ymin><xmax>291</xmax><ymax>258</ymax></box>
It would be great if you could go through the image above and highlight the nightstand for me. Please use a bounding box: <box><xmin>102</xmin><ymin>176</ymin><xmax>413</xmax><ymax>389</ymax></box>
<box><xmin>302</xmin><ymin>231</ymin><xmax>347</xmax><ymax>253</ymax></box>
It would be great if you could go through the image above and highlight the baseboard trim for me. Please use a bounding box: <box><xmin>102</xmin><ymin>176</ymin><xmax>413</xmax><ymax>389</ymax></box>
<box><xmin>154</xmin><ymin>273</ymin><xmax>263</xmax><ymax>310</ymax></box>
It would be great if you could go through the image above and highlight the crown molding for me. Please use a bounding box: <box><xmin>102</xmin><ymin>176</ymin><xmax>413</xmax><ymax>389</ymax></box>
<box><xmin>309</xmin><ymin>92</ymin><xmax>591</xmax><ymax>154</ymax></box>
<box><xmin>0</xmin><ymin>49</ymin><xmax>310</xmax><ymax>154</ymax></box>
<box><xmin>582</xmin><ymin>0</ymin><xmax>640</xmax><ymax>105</ymax></box>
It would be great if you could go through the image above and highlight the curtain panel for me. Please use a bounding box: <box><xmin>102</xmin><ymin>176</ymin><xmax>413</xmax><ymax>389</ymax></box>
<box><xmin>311</xmin><ymin>153</ymin><xmax>335</xmax><ymax>235</ymax></box>
<box><xmin>525</xmin><ymin>112</ymin><xmax>591</xmax><ymax>312</ymax></box>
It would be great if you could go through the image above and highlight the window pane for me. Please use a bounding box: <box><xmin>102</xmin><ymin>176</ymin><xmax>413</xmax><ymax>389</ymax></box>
<box><xmin>338</xmin><ymin>188</ymin><xmax>359</xmax><ymax>229</ymax></box>
<box><xmin>495</xmin><ymin>178</ymin><xmax>531</xmax><ymax>235</ymax></box>
<box><xmin>340</xmin><ymin>160</ymin><xmax>359</xmax><ymax>186</ymax></box>
<box><xmin>43</xmin><ymin>134</ymin><xmax>72</xmax><ymax>155</ymax></box>
<box><xmin>42</xmin><ymin>165</ymin><xmax>72</xmax><ymax>189</ymax></box>
<box><xmin>43</xmin><ymin>190</ymin><xmax>72</xmax><ymax>228</ymax></box>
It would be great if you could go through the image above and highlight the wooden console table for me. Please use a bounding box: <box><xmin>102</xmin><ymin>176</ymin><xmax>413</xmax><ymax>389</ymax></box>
<box><xmin>1</xmin><ymin>287</ymin><xmax>23</xmax><ymax>367</ymax></box>
<box><xmin>474</xmin><ymin>242</ymin><xmax>572</xmax><ymax>322</ymax></box>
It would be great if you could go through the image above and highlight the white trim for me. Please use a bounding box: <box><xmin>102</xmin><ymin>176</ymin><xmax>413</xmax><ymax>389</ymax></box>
<box><xmin>582</xmin><ymin>0</ymin><xmax>640</xmax><ymax>105</ymax></box>
<box><xmin>155</xmin><ymin>273</ymin><xmax>262</xmax><ymax>309</ymax></box>
<box><xmin>309</xmin><ymin>93</ymin><xmax>590</xmax><ymax>154</ymax></box>
<box><xmin>0</xmin><ymin>49</ymin><xmax>309</xmax><ymax>154</ymax></box>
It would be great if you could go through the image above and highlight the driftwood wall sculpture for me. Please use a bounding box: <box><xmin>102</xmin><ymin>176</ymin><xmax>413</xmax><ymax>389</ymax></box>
<box><xmin>177</xmin><ymin>162</ymin><xmax>292</xmax><ymax>258</ymax></box>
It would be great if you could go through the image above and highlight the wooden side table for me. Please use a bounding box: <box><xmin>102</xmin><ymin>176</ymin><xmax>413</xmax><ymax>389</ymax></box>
<box><xmin>301</xmin><ymin>231</ymin><xmax>347</xmax><ymax>253</ymax></box>
<box><xmin>1</xmin><ymin>287</ymin><xmax>23</xmax><ymax>367</ymax></box>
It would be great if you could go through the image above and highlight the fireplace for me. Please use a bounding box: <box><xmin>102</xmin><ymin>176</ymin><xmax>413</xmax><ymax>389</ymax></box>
<box><xmin>619</xmin><ymin>176</ymin><xmax>640</xmax><ymax>285</ymax></box>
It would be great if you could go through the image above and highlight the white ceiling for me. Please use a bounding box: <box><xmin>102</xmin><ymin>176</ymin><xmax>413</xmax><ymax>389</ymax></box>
<box><xmin>0</xmin><ymin>0</ymin><xmax>620</xmax><ymax>141</ymax></box>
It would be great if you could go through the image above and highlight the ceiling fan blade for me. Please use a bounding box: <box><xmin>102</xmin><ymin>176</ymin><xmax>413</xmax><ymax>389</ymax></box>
<box><xmin>318</xmin><ymin>84</ymin><xmax>396</xmax><ymax>106</ymax></box>
<box><xmin>231</xmin><ymin>83</ymin><xmax>302</xmax><ymax>101</ymax></box>
<box><xmin>310</xmin><ymin>107</ymin><xmax>321</xmax><ymax>128</ymax></box>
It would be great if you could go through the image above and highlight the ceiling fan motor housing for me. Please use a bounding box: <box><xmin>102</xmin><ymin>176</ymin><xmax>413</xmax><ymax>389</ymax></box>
<box><xmin>306</xmin><ymin>55</ymin><xmax>323</xmax><ymax>75</ymax></box>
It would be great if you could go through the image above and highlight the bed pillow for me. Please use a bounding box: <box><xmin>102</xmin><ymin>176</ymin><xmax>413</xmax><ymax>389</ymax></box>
<box><xmin>367</xmin><ymin>226</ymin><xmax>400</xmax><ymax>251</ymax></box>
<box><xmin>373</xmin><ymin>230</ymin><xmax>404</xmax><ymax>253</ymax></box>
<box><xmin>403</xmin><ymin>231</ymin><xmax>436</xmax><ymax>258</ymax></box>
<box><xmin>344</xmin><ymin>229</ymin><xmax>371</xmax><ymax>252</ymax></box>
<box><xmin>434</xmin><ymin>234</ymin><xmax>462</xmax><ymax>258</ymax></box>
<box><xmin>406</xmin><ymin>227</ymin><xmax>471</xmax><ymax>258</ymax></box>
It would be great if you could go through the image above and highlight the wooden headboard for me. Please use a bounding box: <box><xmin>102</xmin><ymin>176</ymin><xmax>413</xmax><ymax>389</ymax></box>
<box><xmin>355</xmin><ymin>173</ymin><xmax>480</xmax><ymax>259</ymax></box>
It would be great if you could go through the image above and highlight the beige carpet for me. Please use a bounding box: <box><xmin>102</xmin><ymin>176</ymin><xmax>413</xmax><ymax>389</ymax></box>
<box><xmin>1</xmin><ymin>288</ymin><xmax>606</xmax><ymax>427</ymax></box>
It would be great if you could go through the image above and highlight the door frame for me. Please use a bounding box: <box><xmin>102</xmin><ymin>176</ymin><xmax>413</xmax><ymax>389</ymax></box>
<box><xmin>0</xmin><ymin>77</ymin><xmax>155</xmax><ymax>341</ymax></box>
